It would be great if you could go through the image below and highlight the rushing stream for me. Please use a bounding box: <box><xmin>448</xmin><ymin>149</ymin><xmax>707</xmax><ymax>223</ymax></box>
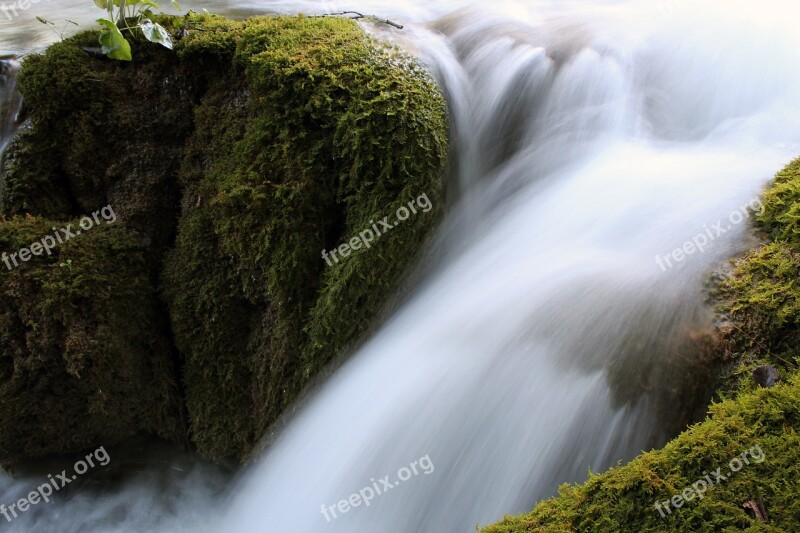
<box><xmin>2</xmin><ymin>1</ymin><xmax>800</xmax><ymax>532</ymax></box>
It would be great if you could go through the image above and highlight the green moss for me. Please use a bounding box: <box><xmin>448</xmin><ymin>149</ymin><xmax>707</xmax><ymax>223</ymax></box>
<box><xmin>716</xmin><ymin>242</ymin><xmax>800</xmax><ymax>395</ymax></box>
<box><xmin>14</xmin><ymin>35</ymin><xmax>104</xmax><ymax>122</ymax></box>
<box><xmin>163</xmin><ymin>15</ymin><xmax>448</xmax><ymax>460</ymax></box>
<box><xmin>0</xmin><ymin>216</ymin><xmax>182</xmax><ymax>465</ymax></box>
<box><xmin>711</xmin><ymin>158</ymin><xmax>800</xmax><ymax>396</ymax></box>
<box><xmin>177</xmin><ymin>14</ymin><xmax>244</xmax><ymax>62</ymax></box>
<box><xmin>759</xmin><ymin>158</ymin><xmax>800</xmax><ymax>245</ymax></box>
<box><xmin>483</xmin><ymin>158</ymin><xmax>800</xmax><ymax>532</ymax></box>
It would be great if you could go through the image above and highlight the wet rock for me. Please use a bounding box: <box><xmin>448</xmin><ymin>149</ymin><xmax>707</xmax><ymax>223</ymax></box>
<box><xmin>752</xmin><ymin>365</ymin><xmax>781</xmax><ymax>388</ymax></box>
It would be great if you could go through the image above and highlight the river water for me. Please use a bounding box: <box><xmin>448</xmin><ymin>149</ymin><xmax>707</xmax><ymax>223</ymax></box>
<box><xmin>2</xmin><ymin>1</ymin><xmax>800</xmax><ymax>532</ymax></box>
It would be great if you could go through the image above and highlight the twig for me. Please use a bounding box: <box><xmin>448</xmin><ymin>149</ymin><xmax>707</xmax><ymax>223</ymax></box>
<box><xmin>317</xmin><ymin>11</ymin><xmax>403</xmax><ymax>29</ymax></box>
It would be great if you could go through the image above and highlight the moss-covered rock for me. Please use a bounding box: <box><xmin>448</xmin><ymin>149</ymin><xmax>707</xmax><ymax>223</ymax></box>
<box><xmin>0</xmin><ymin>14</ymin><xmax>448</xmax><ymax>463</ymax></box>
<box><xmin>0</xmin><ymin>216</ymin><xmax>182</xmax><ymax>465</ymax></box>
<box><xmin>483</xmin><ymin>158</ymin><xmax>800</xmax><ymax>532</ymax></box>
<box><xmin>164</xmin><ymin>15</ymin><xmax>447</xmax><ymax>460</ymax></box>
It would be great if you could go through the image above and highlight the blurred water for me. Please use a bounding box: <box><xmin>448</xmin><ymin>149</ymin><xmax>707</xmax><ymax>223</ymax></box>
<box><xmin>1</xmin><ymin>1</ymin><xmax>800</xmax><ymax>532</ymax></box>
<box><xmin>226</xmin><ymin>1</ymin><xmax>800</xmax><ymax>532</ymax></box>
<box><xmin>0</xmin><ymin>57</ymin><xmax>21</xmax><ymax>163</ymax></box>
<box><xmin>0</xmin><ymin>439</ymin><xmax>232</xmax><ymax>532</ymax></box>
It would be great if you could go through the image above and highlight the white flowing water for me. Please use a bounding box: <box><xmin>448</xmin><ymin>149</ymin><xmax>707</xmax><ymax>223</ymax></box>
<box><xmin>0</xmin><ymin>58</ymin><xmax>22</xmax><ymax>158</ymax></box>
<box><xmin>225</xmin><ymin>1</ymin><xmax>800</xmax><ymax>532</ymax></box>
<box><xmin>1</xmin><ymin>1</ymin><xmax>800</xmax><ymax>532</ymax></box>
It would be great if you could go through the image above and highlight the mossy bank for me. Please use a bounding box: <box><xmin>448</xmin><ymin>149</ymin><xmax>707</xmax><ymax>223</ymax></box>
<box><xmin>0</xmin><ymin>14</ymin><xmax>448</xmax><ymax>465</ymax></box>
<box><xmin>484</xmin><ymin>159</ymin><xmax>800</xmax><ymax>532</ymax></box>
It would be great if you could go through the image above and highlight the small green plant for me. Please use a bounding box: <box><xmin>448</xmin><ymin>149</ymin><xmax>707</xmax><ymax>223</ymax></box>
<box><xmin>93</xmin><ymin>0</ymin><xmax>181</xmax><ymax>61</ymax></box>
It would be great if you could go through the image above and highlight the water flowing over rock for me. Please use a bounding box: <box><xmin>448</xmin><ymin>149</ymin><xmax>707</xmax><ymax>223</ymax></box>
<box><xmin>0</xmin><ymin>57</ymin><xmax>23</xmax><ymax>201</ymax></box>
<box><xmin>225</xmin><ymin>1</ymin><xmax>800</xmax><ymax>532</ymax></box>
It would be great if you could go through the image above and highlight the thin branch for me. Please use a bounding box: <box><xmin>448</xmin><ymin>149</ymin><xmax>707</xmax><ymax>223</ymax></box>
<box><xmin>316</xmin><ymin>11</ymin><xmax>403</xmax><ymax>30</ymax></box>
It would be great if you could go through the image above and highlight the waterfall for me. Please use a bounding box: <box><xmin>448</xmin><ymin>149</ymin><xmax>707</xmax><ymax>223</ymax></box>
<box><xmin>0</xmin><ymin>57</ymin><xmax>23</xmax><ymax>207</ymax></box>
<box><xmin>224</xmin><ymin>1</ymin><xmax>800</xmax><ymax>532</ymax></box>
<box><xmin>0</xmin><ymin>57</ymin><xmax>22</xmax><ymax>168</ymax></box>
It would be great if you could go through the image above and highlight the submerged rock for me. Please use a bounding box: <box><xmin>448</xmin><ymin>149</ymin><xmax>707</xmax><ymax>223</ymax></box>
<box><xmin>0</xmin><ymin>14</ymin><xmax>448</xmax><ymax>464</ymax></box>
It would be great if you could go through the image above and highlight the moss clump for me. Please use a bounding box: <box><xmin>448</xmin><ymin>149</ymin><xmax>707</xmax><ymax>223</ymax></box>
<box><xmin>759</xmin><ymin>158</ymin><xmax>800</xmax><ymax>245</ymax></box>
<box><xmin>483</xmin><ymin>158</ymin><xmax>800</xmax><ymax>532</ymax></box>
<box><xmin>715</xmin><ymin>242</ymin><xmax>800</xmax><ymax>396</ymax></box>
<box><xmin>163</xmin><ymin>15</ymin><xmax>448</xmax><ymax>460</ymax></box>
<box><xmin>0</xmin><ymin>216</ymin><xmax>182</xmax><ymax>465</ymax></box>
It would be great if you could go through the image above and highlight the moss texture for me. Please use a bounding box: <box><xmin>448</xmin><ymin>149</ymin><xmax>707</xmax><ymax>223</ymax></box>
<box><xmin>1</xmin><ymin>14</ymin><xmax>448</xmax><ymax>463</ymax></box>
<box><xmin>0</xmin><ymin>216</ymin><xmax>182</xmax><ymax>465</ymax></box>
<box><xmin>165</xmin><ymin>15</ymin><xmax>447</xmax><ymax>460</ymax></box>
<box><xmin>483</xmin><ymin>158</ymin><xmax>800</xmax><ymax>532</ymax></box>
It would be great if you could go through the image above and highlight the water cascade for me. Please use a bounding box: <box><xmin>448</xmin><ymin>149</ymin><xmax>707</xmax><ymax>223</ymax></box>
<box><xmin>0</xmin><ymin>58</ymin><xmax>22</xmax><ymax>168</ymax></box>
<box><xmin>225</xmin><ymin>1</ymin><xmax>800</xmax><ymax>532</ymax></box>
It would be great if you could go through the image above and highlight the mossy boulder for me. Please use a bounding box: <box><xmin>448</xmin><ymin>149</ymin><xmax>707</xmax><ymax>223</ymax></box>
<box><xmin>483</xmin><ymin>158</ymin><xmax>800</xmax><ymax>532</ymax></box>
<box><xmin>0</xmin><ymin>14</ymin><xmax>448</xmax><ymax>463</ymax></box>
<box><xmin>165</xmin><ymin>15</ymin><xmax>447</xmax><ymax>460</ymax></box>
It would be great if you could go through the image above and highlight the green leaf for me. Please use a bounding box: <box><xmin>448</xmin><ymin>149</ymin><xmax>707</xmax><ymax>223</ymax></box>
<box><xmin>97</xmin><ymin>18</ymin><xmax>132</xmax><ymax>61</ymax></box>
<box><xmin>172</xmin><ymin>0</ymin><xmax>181</xmax><ymax>11</ymax></box>
<box><xmin>140</xmin><ymin>20</ymin><xmax>173</xmax><ymax>50</ymax></box>
<box><xmin>93</xmin><ymin>0</ymin><xmax>108</xmax><ymax>8</ymax></box>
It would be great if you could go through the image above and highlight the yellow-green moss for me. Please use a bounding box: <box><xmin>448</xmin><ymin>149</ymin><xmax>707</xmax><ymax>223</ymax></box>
<box><xmin>483</xmin><ymin>158</ymin><xmax>800</xmax><ymax>532</ymax></box>
<box><xmin>759</xmin><ymin>158</ymin><xmax>800</xmax><ymax>245</ymax></box>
